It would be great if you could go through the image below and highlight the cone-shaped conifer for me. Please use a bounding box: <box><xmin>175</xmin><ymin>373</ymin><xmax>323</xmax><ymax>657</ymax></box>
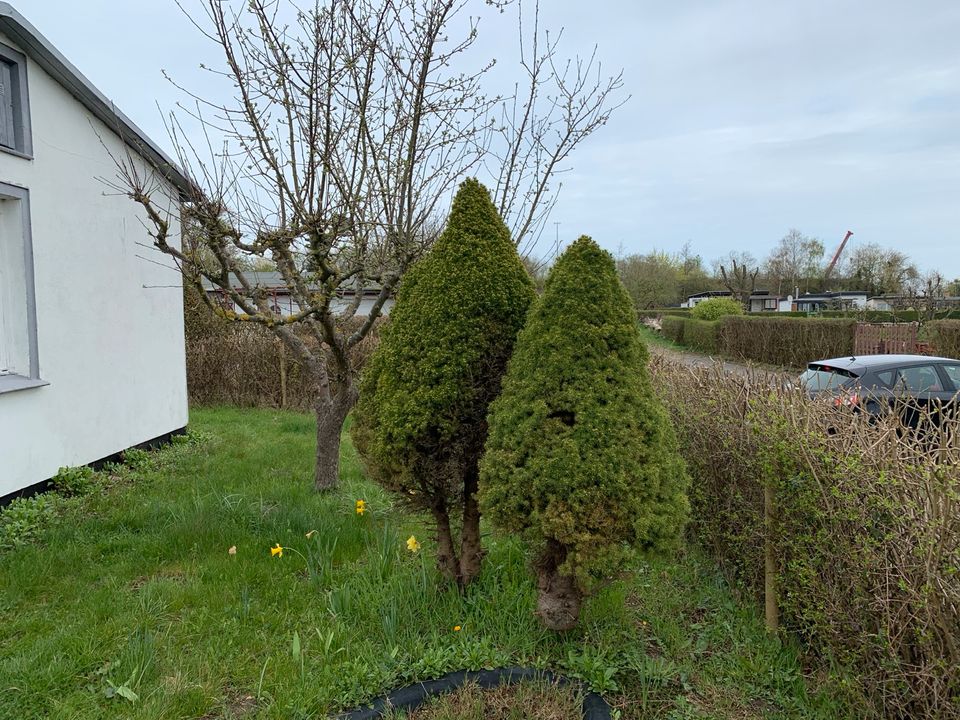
<box><xmin>352</xmin><ymin>178</ymin><xmax>535</xmax><ymax>585</ymax></box>
<box><xmin>479</xmin><ymin>236</ymin><xmax>689</xmax><ymax>629</ymax></box>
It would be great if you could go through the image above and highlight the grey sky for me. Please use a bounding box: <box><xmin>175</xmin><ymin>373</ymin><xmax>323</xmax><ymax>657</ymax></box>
<box><xmin>19</xmin><ymin>0</ymin><xmax>960</xmax><ymax>277</ymax></box>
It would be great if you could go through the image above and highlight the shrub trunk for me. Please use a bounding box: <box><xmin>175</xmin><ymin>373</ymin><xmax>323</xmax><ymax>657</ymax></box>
<box><xmin>534</xmin><ymin>540</ymin><xmax>582</xmax><ymax>631</ymax></box>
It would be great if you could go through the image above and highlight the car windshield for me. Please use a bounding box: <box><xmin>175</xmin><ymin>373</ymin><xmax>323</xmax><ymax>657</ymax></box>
<box><xmin>799</xmin><ymin>365</ymin><xmax>857</xmax><ymax>392</ymax></box>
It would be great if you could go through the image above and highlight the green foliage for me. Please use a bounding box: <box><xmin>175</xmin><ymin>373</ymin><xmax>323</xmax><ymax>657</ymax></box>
<box><xmin>927</xmin><ymin>319</ymin><xmax>960</xmax><ymax>357</ymax></box>
<box><xmin>0</xmin><ymin>493</ymin><xmax>67</xmax><ymax>550</ymax></box>
<box><xmin>690</xmin><ymin>296</ymin><xmax>743</xmax><ymax>321</ymax></box>
<box><xmin>718</xmin><ymin>316</ymin><xmax>856</xmax><ymax>367</ymax></box>
<box><xmin>480</xmin><ymin>236</ymin><xmax>690</xmax><ymax>591</ymax></box>
<box><xmin>660</xmin><ymin>316</ymin><xmax>686</xmax><ymax>345</ymax></box>
<box><xmin>51</xmin><ymin>465</ymin><xmax>96</xmax><ymax>497</ymax></box>
<box><xmin>681</xmin><ymin>319</ymin><xmax>719</xmax><ymax>355</ymax></box>
<box><xmin>353</xmin><ymin>179</ymin><xmax>534</xmax><ymax>509</ymax></box>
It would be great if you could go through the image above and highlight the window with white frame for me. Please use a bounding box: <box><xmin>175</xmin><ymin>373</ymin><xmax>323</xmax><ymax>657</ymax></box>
<box><xmin>0</xmin><ymin>183</ymin><xmax>41</xmax><ymax>391</ymax></box>
<box><xmin>0</xmin><ymin>41</ymin><xmax>31</xmax><ymax>157</ymax></box>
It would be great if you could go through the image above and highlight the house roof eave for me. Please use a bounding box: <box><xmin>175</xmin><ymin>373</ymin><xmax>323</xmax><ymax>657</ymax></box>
<box><xmin>0</xmin><ymin>3</ymin><xmax>193</xmax><ymax>198</ymax></box>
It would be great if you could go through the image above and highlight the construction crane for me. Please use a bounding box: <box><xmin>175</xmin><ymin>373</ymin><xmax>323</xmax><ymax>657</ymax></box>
<box><xmin>823</xmin><ymin>230</ymin><xmax>853</xmax><ymax>285</ymax></box>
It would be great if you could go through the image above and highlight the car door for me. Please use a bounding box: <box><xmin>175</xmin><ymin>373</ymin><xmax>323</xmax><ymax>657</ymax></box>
<box><xmin>935</xmin><ymin>362</ymin><xmax>960</xmax><ymax>415</ymax></box>
<box><xmin>894</xmin><ymin>363</ymin><xmax>952</xmax><ymax>428</ymax></box>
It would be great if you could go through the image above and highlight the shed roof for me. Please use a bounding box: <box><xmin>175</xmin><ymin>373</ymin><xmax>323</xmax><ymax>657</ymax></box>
<box><xmin>0</xmin><ymin>3</ymin><xmax>192</xmax><ymax>196</ymax></box>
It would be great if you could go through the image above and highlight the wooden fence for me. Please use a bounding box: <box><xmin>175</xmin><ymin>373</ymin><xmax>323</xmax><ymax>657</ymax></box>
<box><xmin>854</xmin><ymin>322</ymin><xmax>920</xmax><ymax>356</ymax></box>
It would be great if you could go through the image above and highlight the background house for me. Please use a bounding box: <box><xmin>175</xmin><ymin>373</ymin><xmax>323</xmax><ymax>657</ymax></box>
<box><xmin>0</xmin><ymin>4</ymin><xmax>189</xmax><ymax>499</ymax></box>
<box><xmin>794</xmin><ymin>291</ymin><xmax>868</xmax><ymax>313</ymax></box>
<box><xmin>200</xmin><ymin>271</ymin><xmax>395</xmax><ymax>318</ymax></box>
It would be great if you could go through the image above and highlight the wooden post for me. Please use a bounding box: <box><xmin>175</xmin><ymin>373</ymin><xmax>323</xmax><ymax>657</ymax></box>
<box><xmin>279</xmin><ymin>340</ymin><xmax>288</xmax><ymax>409</ymax></box>
<box><xmin>764</xmin><ymin>480</ymin><xmax>779</xmax><ymax>633</ymax></box>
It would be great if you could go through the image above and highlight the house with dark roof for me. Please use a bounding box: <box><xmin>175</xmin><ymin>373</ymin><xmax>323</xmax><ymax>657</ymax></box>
<box><xmin>199</xmin><ymin>271</ymin><xmax>395</xmax><ymax>318</ymax></box>
<box><xmin>0</xmin><ymin>3</ymin><xmax>191</xmax><ymax>499</ymax></box>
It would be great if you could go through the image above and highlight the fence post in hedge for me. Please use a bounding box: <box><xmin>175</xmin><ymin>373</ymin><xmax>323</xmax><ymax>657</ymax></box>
<box><xmin>764</xmin><ymin>479</ymin><xmax>779</xmax><ymax>633</ymax></box>
<box><xmin>279</xmin><ymin>340</ymin><xmax>288</xmax><ymax>409</ymax></box>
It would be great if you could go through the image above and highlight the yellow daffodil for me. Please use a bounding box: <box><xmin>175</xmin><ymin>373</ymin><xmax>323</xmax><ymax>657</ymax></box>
<box><xmin>355</xmin><ymin>499</ymin><xmax>367</xmax><ymax>516</ymax></box>
<box><xmin>228</xmin><ymin>545</ymin><xmax>237</xmax><ymax>555</ymax></box>
<box><xmin>305</xmin><ymin>530</ymin><xmax>316</xmax><ymax>539</ymax></box>
<box><xmin>271</xmin><ymin>544</ymin><xmax>283</xmax><ymax>558</ymax></box>
<box><xmin>406</xmin><ymin>535</ymin><xmax>421</xmax><ymax>553</ymax></box>
<box><xmin>453</xmin><ymin>625</ymin><xmax>461</xmax><ymax>632</ymax></box>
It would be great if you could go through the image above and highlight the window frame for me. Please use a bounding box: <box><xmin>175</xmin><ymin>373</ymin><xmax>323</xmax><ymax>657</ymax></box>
<box><xmin>0</xmin><ymin>41</ymin><xmax>32</xmax><ymax>159</ymax></box>
<box><xmin>0</xmin><ymin>182</ymin><xmax>44</xmax><ymax>394</ymax></box>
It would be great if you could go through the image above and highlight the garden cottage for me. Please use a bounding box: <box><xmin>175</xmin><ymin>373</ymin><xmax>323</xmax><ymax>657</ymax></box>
<box><xmin>0</xmin><ymin>4</ymin><xmax>189</xmax><ymax>499</ymax></box>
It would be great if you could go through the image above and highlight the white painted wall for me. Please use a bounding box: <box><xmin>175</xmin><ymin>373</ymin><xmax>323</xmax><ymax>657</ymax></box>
<box><xmin>0</xmin><ymin>32</ymin><xmax>187</xmax><ymax>496</ymax></box>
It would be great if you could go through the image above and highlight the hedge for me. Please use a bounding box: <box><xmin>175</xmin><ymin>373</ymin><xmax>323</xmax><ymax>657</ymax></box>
<box><xmin>927</xmin><ymin>319</ymin><xmax>960</xmax><ymax>358</ymax></box>
<box><xmin>682</xmin><ymin>319</ymin><xmax>719</xmax><ymax>355</ymax></box>
<box><xmin>660</xmin><ymin>316</ymin><xmax>685</xmax><ymax>344</ymax></box>
<box><xmin>718</xmin><ymin>316</ymin><xmax>856</xmax><ymax>367</ymax></box>
<box><xmin>653</xmin><ymin>357</ymin><xmax>960</xmax><ymax>719</ymax></box>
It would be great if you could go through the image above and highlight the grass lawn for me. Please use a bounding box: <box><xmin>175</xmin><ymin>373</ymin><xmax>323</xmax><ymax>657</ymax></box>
<box><xmin>636</xmin><ymin>324</ymin><xmax>684</xmax><ymax>353</ymax></box>
<box><xmin>0</xmin><ymin>407</ymin><xmax>846</xmax><ymax>719</ymax></box>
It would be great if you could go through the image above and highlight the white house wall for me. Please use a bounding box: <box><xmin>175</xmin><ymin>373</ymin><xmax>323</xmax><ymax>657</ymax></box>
<box><xmin>0</xmin><ymin>31</ymin><xmax>186</xmax><ymax>496</ymax></box>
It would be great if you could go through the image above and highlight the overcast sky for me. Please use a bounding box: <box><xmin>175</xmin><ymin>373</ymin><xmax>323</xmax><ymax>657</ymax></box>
<box><xmin>19</xmin><ymin>0</ymin><xmax>960</xmax><ymax>277</ymax></box>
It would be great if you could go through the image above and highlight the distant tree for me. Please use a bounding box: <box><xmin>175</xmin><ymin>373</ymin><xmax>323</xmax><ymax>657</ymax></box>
<box><xmin>764</xmin><ymin>229</ymin><xmax>825</xmax><ymax>295</ymax></box>
<box><xmin>717</xmin><ymin>252</ymin><xmax>760</xmax><ymax>309</ymax></box>
<box><xmin>352</xmin><ymin>179</ymin><xmax>534</xmax><ymax>587</ymax></box>
<box><xmin>480</xmin><ymin>236</ymin><xmax>689</xmax><ymax>630</ymax></box>
<box><xmin>946</xmin><ymin>278</ymin><xmax>960</xmax><ymax>297</ymax></box>
<box><xmin>690</xmin><ymin>296</ymin><xmax>743</xmax><ymax>321</ymax></box>
<box><xmin>845</xmin><ymin>244</ymin><xmax>918</xmax><ymax>296</ymax></box>
<box><xmin>617</xmin><ymin>250</ymin><xmax>682</xmax><ymax>309</ymax></box>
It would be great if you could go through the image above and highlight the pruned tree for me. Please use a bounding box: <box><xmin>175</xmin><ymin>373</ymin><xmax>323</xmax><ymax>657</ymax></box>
<box><xmin>352</xmin><ymin>179</ymin><xmax>534</xmax><ymax>586</ymax></box>
<box><xmin>764</xmin><ymin>229</ymin><xmax>824</xmax><ymax>295</ymax></box>
<box><xmin>480</xmin><ymin>236</ymin><xmax>689</xmax><ymax>630</ymax></box>
<box><xmin>108</xmin><ymin>0</ymin><xmax>626</xmax><ymax>491</ymax></box>
<box><xmin>719</xmin><ymin>253</ymin><xmax>759</xmax><ymax>310</ymax></box>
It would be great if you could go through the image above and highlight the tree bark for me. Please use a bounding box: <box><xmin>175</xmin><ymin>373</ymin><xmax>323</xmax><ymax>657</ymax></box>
<box><xmin>431</xmin><ymin>504</ymin><xmax>460</xmax><ymax>583</ymax></box>
<box><xmin>459</xmin><ymin>462</ymin><xmax>483</xmax><ymax>587</ymax></box>
<box><xmin>535</xmin><ymin>539</ymin><xmax>582</xmax><ymax>631</ymax></box>
<box><xmin>313</xmin><ymin>386</ymin><xmax>354</xmax><ymax>492</ymax></box>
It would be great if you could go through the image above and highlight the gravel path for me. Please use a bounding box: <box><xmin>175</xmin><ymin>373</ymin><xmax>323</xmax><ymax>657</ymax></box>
<box><xmin>649</xmin><ymin>345</ymin><xmax>793</xmax><ymax>382</ymax></box>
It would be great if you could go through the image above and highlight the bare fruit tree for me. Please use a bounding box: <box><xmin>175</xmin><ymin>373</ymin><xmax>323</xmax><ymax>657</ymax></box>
<box><xmin>720</xmin><ymin>255</ymin><xmax>760</xmax><ymax>310</ymax></box>
<box><xmin>110</xmin><ymin>0</ymin><xmax>625</xmax><ymax>491</ymax></box>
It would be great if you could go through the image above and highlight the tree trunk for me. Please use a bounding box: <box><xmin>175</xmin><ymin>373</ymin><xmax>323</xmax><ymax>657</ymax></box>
<box><xmin>535</xmin><ymin>539</ymin><xmax>582</xmax><ymax>631</ymax></box>
<box><xmin>459</xmin><ymin>462</ymin><xmax>483</xmax><ymax>587</ymax></box>
<box><xmin>431</xmin><ymin>504</ymin><xmax>460</xmax><ymax>583</ymax></box>
<box><xmin>313</xmin><ymin>387</ymin><xmax>354</xmax><ymax>492</ymax></box>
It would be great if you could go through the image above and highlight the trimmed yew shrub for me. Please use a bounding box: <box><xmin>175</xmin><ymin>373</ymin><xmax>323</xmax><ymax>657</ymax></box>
<box><xmin>480</xmin><ymin>236</ymin><xmax>689</xmax><ymax>630</ymax></box>
<box><xmin>690</xmin><ymin>296</ymin><xmax>743</xmax><ymax>321</ymax></box>
<box><xmin>352</xmin><ymin>178</ymin><xmax>535</xmax><ymax>586</ymax></box>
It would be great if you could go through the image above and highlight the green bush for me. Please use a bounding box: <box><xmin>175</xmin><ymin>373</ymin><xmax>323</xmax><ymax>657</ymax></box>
<box><xmin>660</xmin><ymin>316</ymin><xmax>685</xmax><ymax>344</ymax></box>
<box><xmin>51</xmin><ymin>465</ymin><xmax>95</xmax><ymax>497</ymax></box>
<box><xmin>480</xmin><ymin>236</ymin><xmax>689</xmax><ymax>630</ymax></box>
<box><xmin>682</xmin><ymin>319</ymin><xmax>719</xmax><ymax>354</ymax></box>
<box><xmin>928</xmin><ymin>319</ymin><xmax>960</xmax><ymax>358</ymax></box>
<box><xmin>352</xmin><ymin>178</ymin><xmax>535</xmax><ymax>586</ymax></box>
<box><xmin>690</xmin><ymin>297</ymin><xmax>743</xmax><ymax>321</ymax></box>
<box><xmin>0</xmin><ymin>493</ymin><xmax>66</xmax><ymax>550</ymax></box>
<box><xmin>718</xmin><ymin>316</ymin><xmax>856</xmax><ymax>367</ymax></box>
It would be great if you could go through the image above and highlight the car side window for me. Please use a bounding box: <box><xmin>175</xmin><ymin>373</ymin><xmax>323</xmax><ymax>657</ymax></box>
<box><xmin>873</xmin><ymin>370</ymin><xmax>896</xmax><ymax>388</ymax></box>
<box><xmin>896</xmin><ymin>365</ymin><xmax>943</xmax><ymax>393</ymax></box>
<box><xmin>940</xmin><ymin>364</ymin><xmax>960</xmax><ymax>389</ymax></box>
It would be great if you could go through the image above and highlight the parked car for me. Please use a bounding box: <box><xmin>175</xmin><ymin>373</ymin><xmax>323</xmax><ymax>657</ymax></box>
<box><xmin>799</xmin><ymin>354</ymin><xmax>960</xmax><ymax>427</ymax></box>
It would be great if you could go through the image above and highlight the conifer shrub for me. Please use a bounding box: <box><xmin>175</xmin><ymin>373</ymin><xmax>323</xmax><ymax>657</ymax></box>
<box><xmin>352</xmin><ymin>178</ymin><xmax>535</xmax><ymax>586</ymax></box>
<box><xmin>479</xmin><ymin>236</ymin><xmax>689</xmax><ymax>630</ymax></box>
<box><xmin>690</xmin><ymin>296</ymin><xmax>743</xmax><ymax>321</ymax></box>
